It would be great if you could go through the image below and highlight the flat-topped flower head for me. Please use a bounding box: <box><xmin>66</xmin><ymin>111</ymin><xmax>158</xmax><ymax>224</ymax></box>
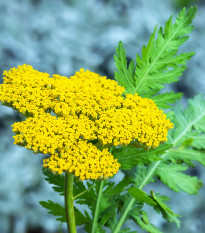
<box><xmin>0</xmin><ymin>65</ymin><xmax>173</xmax><ymax>180</ymax></box>
<box><xmin>51</xmin><ymin>68</ymin><xmax>125</xmax><ymax>119</ymax></box>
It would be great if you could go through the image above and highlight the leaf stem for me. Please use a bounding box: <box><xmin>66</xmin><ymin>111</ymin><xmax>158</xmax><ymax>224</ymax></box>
<box><xmin>73</xmin><ymin>183</ymin><xmax>95</xmax><ymax>200</ymax></box>
<box><xmin>91</xmin><ymin>180</ymin><xmax>104</xmax><ymax>233</ymax></box>
<box><xmin>65</xmin><ymin>172</ymin><xmax>77</xmax><ymax>233</ymax></box>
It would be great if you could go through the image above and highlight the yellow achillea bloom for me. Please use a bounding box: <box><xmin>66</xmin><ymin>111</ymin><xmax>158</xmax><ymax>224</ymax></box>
<box><xmin>0</xmin><ymin>64</ymin><xmax>173</xmax><ymax>180</ymax></box>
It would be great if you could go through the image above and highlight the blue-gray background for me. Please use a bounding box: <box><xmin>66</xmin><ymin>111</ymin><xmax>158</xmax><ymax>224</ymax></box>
<box><xmin>0</xmin><ymin>0</ymin><xmax>205</xmax><ymax>233</ymax></box>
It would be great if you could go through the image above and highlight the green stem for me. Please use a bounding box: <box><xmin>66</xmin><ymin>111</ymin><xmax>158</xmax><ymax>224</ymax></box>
<box><xmin>73</xmin><ymin>183</ymin><xmax>95</xmax><ymax>200</ymax></box>
<box><xmin>91</xmin><ymin>180</ymin><xmax>104</xmax><ymax>233</ymax></box>
<box><xmin>65</xmin><ymin>172</ymin><xmax>77</xmax><ymax>233</ymax></box>
<box><xmin>112</xmin><ymin>160</ymin><xmax>163</xmax><ymax>233</ymax></box>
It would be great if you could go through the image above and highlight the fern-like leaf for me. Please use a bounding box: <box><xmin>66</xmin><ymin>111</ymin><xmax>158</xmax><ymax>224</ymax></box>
<box><xmin>168</xmin><ymin>148</ymin><xmax>205</xmax><ymax>167</ymax></box>
<box><xmin>103</xmin><ymin>176</ymin><xmax>132</xmax><ymax>196</ymax></box>
<box><xmin>151</xmin><ymin>91</ymin><xmax>183</xmax><ymax>109</ymax></box>
<box><xmin>150</xmin><ymin>192</ymin><xmax>181</xmax><ymax>227</ymax></box>
<box><xmin>112</xmin><ymin>144</ymin><xmax>172</xmax><ymax>170</ymax></box>
<box><xmin>133</xmin><ymin>7</ymin><xmax>196</xmax><ymax>95</ymax></box>
<box><xmin>114</xmin><ymin>41</ymin><xmax>135</xmax><ymax>93</ymax></box>
<box><xmin>169</xmin><ymin>94</ymin><xmax>205</xmax><ymax>146</ymax></box>
<box><xmin>39</xmin><ymin>200</ymin><xmax>66</xmax><ymax>223</ymax></box>
<box><xmin>128</xmin><ymin>187</ymin><xmax>156</xmax><ymax>206</ymax></box>
<box><xmin>74</xmin><ymin>208</ymin><xmax>91</xmax><ymax>228</ymax></box>
<box><xmin>156</xmin><ymin>163</ymin><xmax>202</xmax><ymax>194</ymax></box>
<box><xmin>130</xmin><ymin>210</ymin><xmax>163</xmax><ymax>233</ymax></box>
<box><xmin>114</xmin><ymin>7</ymin><xmax>196</xmax><ymax>110</ymax></box>
<box><xmin>42</xmin><ymin>168</ymin><xmax>64</xmax><ymax>195</ymax></box>
<box><xmin>188</xmin><ymin>134</ymin><xmax>205</xmax><ymax>149</ymax></box>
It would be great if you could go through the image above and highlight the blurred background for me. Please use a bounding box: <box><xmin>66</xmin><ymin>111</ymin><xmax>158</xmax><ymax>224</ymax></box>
<box><xmin>0</xmin><ymin>0</ymin><xmax>205</xmax><ymax>232</ymax></box>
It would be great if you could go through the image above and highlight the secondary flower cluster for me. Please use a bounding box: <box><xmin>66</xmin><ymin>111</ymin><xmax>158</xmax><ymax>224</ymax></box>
<box><xmin>0</xmin><ymin>65</ymin><xmax>173</xmax><ymax>180</ymax></box>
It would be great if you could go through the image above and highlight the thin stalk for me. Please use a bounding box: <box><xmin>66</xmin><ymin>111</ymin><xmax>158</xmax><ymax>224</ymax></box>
<box><xmin>91</xmin><ymin>180</ymin><xmax>104</xmax><ymax>233</ymax></box>
<box><xmin>73</xmin><ymin>183</ymin><xmax>95</xmax><ymax>200</ymax></box>
<box><xmin>112</xmin><ymin>160</ymin><xmax>163</xmax><ymax>233</ymax></box>
<box><xmin>65</xmin><ymin>172</ymin><xmax>77</xmax><ymax>233</ymax></box>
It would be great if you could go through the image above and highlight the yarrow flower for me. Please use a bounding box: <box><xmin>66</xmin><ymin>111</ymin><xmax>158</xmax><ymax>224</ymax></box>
<box><xmin>0</xmin><ymin>64</ymin><xmax>173</xmax><ymax>180</ymax></box>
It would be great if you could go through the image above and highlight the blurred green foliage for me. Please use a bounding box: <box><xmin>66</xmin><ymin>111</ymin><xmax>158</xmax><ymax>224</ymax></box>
<box><xmin>173</xmin><ymin>0</ymin><xmax>201</xmax><ymax>9</ymax></box>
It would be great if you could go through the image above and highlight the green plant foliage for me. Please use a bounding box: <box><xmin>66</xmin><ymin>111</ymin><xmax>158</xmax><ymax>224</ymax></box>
<box><xmin>114</xmin><ymin>6</ymin><xmax>197</xmax><ymax>108</ymax></box>
<box><xmin>95</xmin><ymin>178</ymin><xmax>135</xmax><ymax>231</ymax></box>
<box><xmin>130</xmin><ymin>210</ymin><xmax>163</xmax><ymax>233</ymax></box>
<box><xmin>132</xmin><ymin>165</ymin><xmax>150</xmax><ymax>188</ymax></box>
<box><xmin>74</xmin><ymin>178</ymin><xmax>137</xmax><ymax>232</ymax></box>
<box><xmin>39</xmin><ymin>200</ymin><xmax>66</xmax><ymax>223</ymax></box>
<box><xmin>41</xmin><ymin>170</ymin><xmax>92</xmax><ymax>228</ymax></box>
<box><xmin>128</xmin><ymin>187</ymin><xmax>156</xmax><ymax>206</ymax></box>
<box><xmin>103</xmin><ymin>176</ymin><xmax>132</xmax><ymax>196</ymax></box>
<box><xmin>169</xmin><ymin>94</ymin><xmax>205</xmax><ymax>147</ymax></box>
<box><xmin>118</xmin><ymin>228</ymin><xmax>137</xmax><ymax>233</ymax></box>
<box><xmin>42</xmin><ymin>168</ymin><xmax>64</xmax><ymax>195</ymax></box>
<box><xmin>150</xmin><ymin>192</ymin><xmax>181</xmax><ymax>227</ymax></box>
<box><xmin>156</xmin><ymin>163</ymin><xmax>202</xmax><ymax>194</ymax></box>
<box><xmin>168</xmin><ymin>148</ymin><xmax>205</xmax><ymax>167</ymax></box>
<box><xmin>189</xmin><ymin>134</ymin><xmax>205</xmax><ymax>149</ymax></box>
<box><xmin>42</xmin><ymin>168</ymin><xmax>135</xmax><ymax>232</ymax></box>
<box><xmin>112</xmin><ymin>147</ymin><xmax>160</xmax><ymax>170</ymax></box>
<box><xmin>114</xmin><ymin>41</ymin><xmax>135</xmax><ymax>94</ymax></box>
<box><xmin>112</xmin><ymin>144</ymin><xmax>172</xmax><ymax>170</ymax></box>
<box><xmin>151</xmin><ymin>92</ymin><xmax>183</xmax><ymax>109</ymax></box>
<box><xmin>39</xmin><ymin>200</ymin><xmax>89</xmax><ymax>226</ymax></box>
<box><xmin>74</xmin><ymin>208</ymin><xmax>91</xmax><ymax>228</ymax></box>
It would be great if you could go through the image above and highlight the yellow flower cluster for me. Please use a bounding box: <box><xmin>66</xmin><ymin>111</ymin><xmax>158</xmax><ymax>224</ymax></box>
<box><xmin>43</xmin><ymin>140</ymin><xmax>119</xmax><ymax>180</ymax></box>
<box><xmin>1</xmin><ymin>64</ymin><xmax>53</xmax><ymax>116</ymax></box>
<box><xmin>12</xmin><ymin>113</ymin><xmax>119</xmax><ymax>179</ymax></box>
<box><xmin>0</xmin><ymin>64</ymin><xmax>173</xmax><ymax>180</ymax></box>
<box><xmin>97</xmin><ymin>94</ymin><xmax>173</xmax><ymax>148</ymax></box>
<box><xmin>50</xmin><ymin>69</ymin><xmax>124</xmax><ymax>119</ymax></box>
<box><xmin>12</xmin><ymin>113</ymin><xmax>96</xmax><ymax>154</ymax></box>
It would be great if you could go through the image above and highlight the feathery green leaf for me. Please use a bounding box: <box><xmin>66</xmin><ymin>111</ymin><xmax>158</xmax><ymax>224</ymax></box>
<box><xmin>168</xmin><ymin>148</ymin><xmax>205</xmax><ymax>167</ymax></box>
<box><xmin>170</xmin><ymin>94</ymin><xmax>205</xmax><ymax>146</ymax></box>
<box><xmin>130</xmin><ymin>210</ymin><xmax>163</xmax><ymax>233</ymax></box>
<box><xmin>133</xmin><ymin>165</ymin><xmax>148</xmax><ymax>188</ymax></box>
<box><xmin>128</xmin><ymin>187</ymin><xmax>156</xmax><ymax>206</ymax></box>
<box><xmin>74</xmin><ymin>208</ymin><xmax>91</xmax><ymax>227</ymax></box>
<box><xmin>152</xmin><ymin>91</ymin><xmax>183</xmax><ymax>109</ymax></box>
<box><xmin>112</xmin><ymin>144</ymin><xmax>172</xmax><ymax>170</ymax></box>
<box><xmin>114</xmin><ymin>6</ymin><xmax>197</xmax><ymax>114</ymax></box>
<box><xmin>39</xmin><ymin>200</ymin><xmax>66</xmax><ymax>222</ymax></box>
<box><xmin>42</xmin><ymin>168</ymin><xmax>64</xmax><ymax>195</ymax></box>
<box><xmin>112</xmin><ymin>147</ymin><xmax>160</xmax><ymax>170</ymax></box>
<box><xmin>133</xmin><ymin>7</ymin><xmax>196</xmax><ymax>95</ymax></box>
<box><xmin>150</xmin><ymin>192</ymin><xmax>181</xmax><ymax>227</ymax></box>
<box><xmin>114</xmin><ymin>41</ymin><xmax>135</xmax><ymax>93</ymax></box>
<box><xmin>189</xmin><ymin>134</ymin><xmax>205</xmax><ymax>149</ymax></box>
<box><xmin>104</xmin><ymin>176</ymin><xmax>132</xmax><ymax>195</ymax></box>
<box><xmin>156</xmin><ymin>163</ymin><xmax>203</xmax><ymax>194</ymax></box>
